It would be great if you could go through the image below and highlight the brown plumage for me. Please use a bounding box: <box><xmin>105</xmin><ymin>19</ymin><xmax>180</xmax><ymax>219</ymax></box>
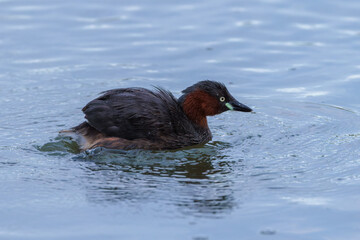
<box><xmin>60</xmin><ymin>80</ymin><xmax>252</xmax><ymax>151</ymax></box>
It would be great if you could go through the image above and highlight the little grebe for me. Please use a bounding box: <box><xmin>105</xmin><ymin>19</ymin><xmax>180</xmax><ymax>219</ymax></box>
<box><xmin>61</xmin><ymin>80</ymin><xmax>252</xmax><ymax>150</ymax></box>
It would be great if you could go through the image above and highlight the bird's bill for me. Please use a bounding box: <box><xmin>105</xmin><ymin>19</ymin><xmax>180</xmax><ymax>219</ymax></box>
<box><xmin>226</xmin><ymin>100</ymin><xmax>252</xmax><ymax>112</ymax></box>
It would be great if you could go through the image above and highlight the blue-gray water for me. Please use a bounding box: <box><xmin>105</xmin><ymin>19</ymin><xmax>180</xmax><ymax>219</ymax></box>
<box><xmin>1</xmin><ymin>0</ymin><xmax>360</xmax><ymax>239</ymax></box>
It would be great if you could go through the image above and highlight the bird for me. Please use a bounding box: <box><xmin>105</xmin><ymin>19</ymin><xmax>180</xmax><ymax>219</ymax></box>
<box><xmin>61</xmin><ymin>80</ymin><xmax>252</xmax><ymax>151</ymax></box>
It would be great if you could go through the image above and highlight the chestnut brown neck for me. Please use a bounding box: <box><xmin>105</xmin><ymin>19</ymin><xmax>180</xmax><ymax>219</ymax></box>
<box><xmin>181</xmin><ymin>90</ymin><xmax>220</xmax><ymax>128</ymax></box>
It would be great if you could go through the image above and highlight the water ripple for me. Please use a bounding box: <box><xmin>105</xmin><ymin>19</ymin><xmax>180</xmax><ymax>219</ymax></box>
<box><xmin>294</xmin><ymin>23</ymin><xmax>328</xmax><ymax>30</ymax></box>
<box><xmin>9</xmin><ymin>5</ymin><xmax>57</xmax><ymax>12</ymax></box>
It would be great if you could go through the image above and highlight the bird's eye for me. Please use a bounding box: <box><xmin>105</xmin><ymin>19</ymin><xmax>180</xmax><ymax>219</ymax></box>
<box><xmin>220</xmin><ymin>97</ymin><xmax>225</xmax><ymax>102</ymax></box>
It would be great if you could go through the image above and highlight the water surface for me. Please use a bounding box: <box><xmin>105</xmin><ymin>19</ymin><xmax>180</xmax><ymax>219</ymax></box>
<box><xmin>1</xmin><ymin>0</ymin><xmax>360</xmax><ymax>239</ymax></box>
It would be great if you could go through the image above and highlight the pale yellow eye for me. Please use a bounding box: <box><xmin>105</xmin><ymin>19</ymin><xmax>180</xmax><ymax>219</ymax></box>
<box><xmin>220</xmin><ymin>97</ymin><xmax>225</xmax><ymax>102</ymax></box>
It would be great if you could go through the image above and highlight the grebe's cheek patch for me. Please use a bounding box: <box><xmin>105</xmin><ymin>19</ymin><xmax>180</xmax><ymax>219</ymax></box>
<box><xmin>182</xmin><ymin>90</ymin><xmax>221</xmax><ymax>127</ymax></box>
<box><xmin>198</xmin><ymin>91</ymin><xmax>221</xmax><ymax>116</ymax></box>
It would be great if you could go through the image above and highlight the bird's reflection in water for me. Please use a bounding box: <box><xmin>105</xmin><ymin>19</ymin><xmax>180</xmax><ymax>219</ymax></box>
<box><xmin>74</xmin><ymin>141</ymin><xmax>241</xmax><ymax>217</ymax></box>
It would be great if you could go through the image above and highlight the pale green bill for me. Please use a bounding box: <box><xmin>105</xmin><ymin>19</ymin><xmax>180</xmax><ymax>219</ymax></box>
<box><xmin>225</xmin><ymin>102</ymin><xmax>234</xmax><ymax>110</ymax></box>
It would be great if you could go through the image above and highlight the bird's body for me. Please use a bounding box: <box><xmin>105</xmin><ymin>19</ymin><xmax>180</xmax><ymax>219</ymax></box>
<box><xmin>61</xmin><ymin>81</ymin><xmax>252</xmax><ymax>151</ymax></box>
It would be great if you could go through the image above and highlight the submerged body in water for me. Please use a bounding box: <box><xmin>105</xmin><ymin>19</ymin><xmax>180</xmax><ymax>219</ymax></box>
<box><xmin>61</xmin><ymin>80</ymin><xmax>252</xmax><ymax>150</ymax></box>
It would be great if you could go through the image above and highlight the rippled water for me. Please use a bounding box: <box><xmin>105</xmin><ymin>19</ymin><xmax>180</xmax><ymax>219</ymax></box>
<box><xmin>1</xmin><ymin>0</ymin><xmax>360</xmax><ymax>239</ymax></box>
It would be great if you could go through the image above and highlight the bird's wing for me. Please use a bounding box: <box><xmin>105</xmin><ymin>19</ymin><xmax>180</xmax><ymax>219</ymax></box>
<box><xmin>82</xmin><ymin>87</ymin><xmax>187</xmax><ymax>140</ymax></box>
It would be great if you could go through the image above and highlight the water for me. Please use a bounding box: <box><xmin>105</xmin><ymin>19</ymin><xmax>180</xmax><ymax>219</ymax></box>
<box><xmin>1</xmin><ymin>0</ymin><xmax>360</xmax><ymax>239</ymax></box>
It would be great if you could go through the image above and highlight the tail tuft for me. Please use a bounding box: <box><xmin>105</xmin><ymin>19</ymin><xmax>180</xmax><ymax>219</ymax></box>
<box><xmin>59</xmin><ymin>122</ymin><xmax>103</xmax><ymax>151</ymax></box>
